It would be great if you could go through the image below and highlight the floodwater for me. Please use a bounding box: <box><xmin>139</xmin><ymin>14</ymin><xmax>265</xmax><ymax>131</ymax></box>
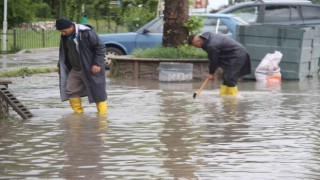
<box><xmin>0</xmin><ymin>72</ymin><xmax>320</xmax><ymax>180</ymax></box>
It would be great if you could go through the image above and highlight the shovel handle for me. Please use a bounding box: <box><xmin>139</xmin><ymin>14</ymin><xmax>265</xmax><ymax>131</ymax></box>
<box><xmin>194</xmin><ymin>77</ymin><xmax>210</xmax><ymax>98</ymax></box>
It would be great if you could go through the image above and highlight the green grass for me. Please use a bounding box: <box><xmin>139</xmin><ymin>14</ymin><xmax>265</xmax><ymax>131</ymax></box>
<box><xmin>132</xmin><ymin>45</ymin><xmax>207</xmax><ymax>59</ymax></box>
<box><xmin>0</xmin><ymin>67</ymin><xmax>58</xmax><ymax>77</ymax></box>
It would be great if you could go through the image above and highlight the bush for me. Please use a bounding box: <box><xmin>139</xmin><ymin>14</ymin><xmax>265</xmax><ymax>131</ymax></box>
<box><xmin>0</xmin><ymin>67</ymin><xmax>57</xmax><ymax>77</ymax></box>
<box><xmin>184</xmin><ymin>15</ymin><xmax>205</xmax><ymax>35</ymax></box>
<box><xmin>132</xmin><ymin>45</ymin><xmax>207</xmax><ymax>59</ymax></box>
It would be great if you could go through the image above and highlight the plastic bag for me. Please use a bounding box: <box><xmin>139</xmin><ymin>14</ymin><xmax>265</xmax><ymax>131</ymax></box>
<box><xmin>255</xmin><ymin>51</ymin><xmax>282</xmax><ymax>84</ymax></box>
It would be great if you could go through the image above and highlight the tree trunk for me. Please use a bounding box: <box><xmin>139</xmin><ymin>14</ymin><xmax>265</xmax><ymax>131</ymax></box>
<box><xmin>162</xmin><ymin>0</ymin><xmax>189</xmax><ymax>47</ymax></box>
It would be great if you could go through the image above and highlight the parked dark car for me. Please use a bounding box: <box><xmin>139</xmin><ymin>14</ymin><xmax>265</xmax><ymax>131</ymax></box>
<box><xmin>217</xmin><ymin>0</ymin><xmax>320</xmax><ymax>25</ymax></box>
<box><xmin>99</xmin><ymin>13</ymin><xmax>248</xmax><ymax>66</ymax></box>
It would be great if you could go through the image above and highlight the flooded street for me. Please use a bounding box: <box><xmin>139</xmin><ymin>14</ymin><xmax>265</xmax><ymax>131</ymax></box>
<box><xmin>0</xmin><ymin>72</ymin><xmax>320</xmax><ymax>179</ymax></box>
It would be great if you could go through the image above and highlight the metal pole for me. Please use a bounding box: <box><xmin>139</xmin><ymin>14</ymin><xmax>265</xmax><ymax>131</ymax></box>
<box><xmin>42</xmin><ymin>29</ymin><xmax>45</xmax><ymax>48</ymax></box>
<box><xmin>157</xmin><ymin>0</ymin><xmax>161</xmax><ymax>17</ymax></box>
<box><xmin>215</xmin><ymin>18</ymin><xmax>220</xmax><ymax>34</ymax></box>
<box><xmin>2</xmin><ymin>0</ymin><xmax>8</xmax><ymax>51</ymax></box>
<box><xmin>81</xmin><ymin>4</ymin><xmax>85</xmax><ymax>14</ymax></box>
<box><xmin>13</xmin><ymin>28</ymin><xmax>16</xmax><ymax>52</ymax></box>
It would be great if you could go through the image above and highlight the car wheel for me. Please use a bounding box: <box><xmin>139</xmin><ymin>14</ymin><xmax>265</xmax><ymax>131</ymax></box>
<box><xmin>105</xmin><ymin>47</ymin><xmax>124</xmax><ymax>66</ymax></box>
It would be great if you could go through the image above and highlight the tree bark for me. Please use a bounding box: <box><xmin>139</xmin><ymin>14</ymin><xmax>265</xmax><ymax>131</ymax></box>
<box><xmin>162</xmin><ymin>0</ymin><xmax>189</xmax><ymax>47</ymax></box>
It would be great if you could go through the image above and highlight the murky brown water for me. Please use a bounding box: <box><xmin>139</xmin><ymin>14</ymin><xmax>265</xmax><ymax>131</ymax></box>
<box><xmin>0</xmin><ymin>73</ymin><xmax>320</xmax><ymax>179</ymax></box>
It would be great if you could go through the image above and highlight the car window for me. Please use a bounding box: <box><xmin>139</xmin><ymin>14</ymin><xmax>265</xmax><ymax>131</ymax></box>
<box><xmin>146</xmin><ymin>18</ymin><xmax>164</xmax><ymax>33</ymax></box>
<box><xmin>201</xmin><ymin>18</ymin><xmax>230</xmax><ymax>35</ymax></box>
<box><xmin>264</xmin><ymin>5</ymin><xmax>300</xmax><ymax>22</ymax></box>
<box><xmin>226</xmin><ymin>5</ymin><xmax>259</xmax><ymax>23</ymax></box>
<box><xmin>301</xmin><ymin>6</ymin><xmax>320</xmax><ymax>20</ymax></box>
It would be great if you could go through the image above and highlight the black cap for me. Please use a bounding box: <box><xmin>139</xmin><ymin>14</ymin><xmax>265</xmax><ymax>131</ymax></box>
<box><xmin>55</xmin><ymin>18</ymin><xmax>73</xmax><ymax>30</ymax></box>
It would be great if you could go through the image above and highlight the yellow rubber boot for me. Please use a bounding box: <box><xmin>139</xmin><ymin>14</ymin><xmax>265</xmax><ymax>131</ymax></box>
<box><xmin>227</xmin><ymin>86</ymin><xmax>238</xmax><ymax>96</ymax></box>
<box><xmin>96</xmin><ymin>101</ymin><xmax>107</xmax><ymax>115</ymax></box>
<box><xmin>219</xmin><ymin>85</ymin><xmax>228</xmax><ymax>96</ymax></box>
<box><xmin>69</xmin><ymin>97</ymin><xmax>84</xmax><ymax>114</ymax></box>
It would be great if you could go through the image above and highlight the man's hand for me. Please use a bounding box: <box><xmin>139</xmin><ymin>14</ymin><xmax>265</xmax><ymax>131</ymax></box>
<box><xmin>208</xmin><ymin>73</ymin><xmax>214</xmax><ymax>80</ymax></box>
<box><xmin>91</xmin><ymin>65</ymin><xmax>101</xmax><ymax>74</ymax></box>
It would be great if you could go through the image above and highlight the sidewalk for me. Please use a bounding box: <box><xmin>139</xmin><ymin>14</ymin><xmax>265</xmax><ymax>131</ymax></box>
<box><xmin>0</xmin><ymin>48</ymin><xmax>59</xmax><ymax>72</ymax></box>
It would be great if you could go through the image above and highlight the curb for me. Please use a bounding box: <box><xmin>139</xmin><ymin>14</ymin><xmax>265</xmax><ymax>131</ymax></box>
<box><xmin>17</xmin><ymin>47</ymin><xmax>59</xmax><ymax>54</ymax></box>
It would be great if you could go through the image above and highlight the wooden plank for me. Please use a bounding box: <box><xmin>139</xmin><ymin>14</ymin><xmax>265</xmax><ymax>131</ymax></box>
<box><xmin>0</xmin><ymin>79</ymin><xmax>12</xmax><ymax>88</ymax></box>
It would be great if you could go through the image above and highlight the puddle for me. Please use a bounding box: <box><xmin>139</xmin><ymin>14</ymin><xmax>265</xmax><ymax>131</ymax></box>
<box><xmin>0</xmin><ymin>73</ymin><xmax>320</xmax><ymax>179</ymax></box>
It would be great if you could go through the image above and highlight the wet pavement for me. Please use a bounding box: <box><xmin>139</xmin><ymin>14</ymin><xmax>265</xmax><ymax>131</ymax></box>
<box><xmin>0</xmin><ymin>48</ymin><xmax>59</xmax><ymax>72</ymax></box>
<box><xmin>0</xmin><ymin>49</ymin><xmax>320</xmax><ymax>179</ymax></box>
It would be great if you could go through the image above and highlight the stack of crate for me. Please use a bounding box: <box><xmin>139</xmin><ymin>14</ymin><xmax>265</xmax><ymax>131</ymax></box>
<box><xmin>309</xmin><ymin>26</ymin><xmax>320</xmax><ymax>77</ymax></box>
<box><xmin>237</xmin><ymin>24</ymin><xmax>315</xmax><ymax>80</ymax></box>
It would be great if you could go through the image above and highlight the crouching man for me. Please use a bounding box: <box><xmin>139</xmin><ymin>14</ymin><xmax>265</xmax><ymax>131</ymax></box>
<box><xmin>188</xmin><ymin>32</ymin><xmax>251</xmax><ymax>96</ymax></box>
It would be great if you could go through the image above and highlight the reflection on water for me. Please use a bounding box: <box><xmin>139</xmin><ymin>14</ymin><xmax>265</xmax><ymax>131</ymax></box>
<box><xmin>59</xmin><ymin>114</ymin><xmax>108</xmax><ymax>179</ymax></box>
<box><xmin>0</xmin><ymin>73</ymin><xmax>320</xmax><ymax>179</ymax></box>
<box><xmin>159</xmin><ymin>92</ymin><xmax>199</xmax><ymax>179</ymax></box>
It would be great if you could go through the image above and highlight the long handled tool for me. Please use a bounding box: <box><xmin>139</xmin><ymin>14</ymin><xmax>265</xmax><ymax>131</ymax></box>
<box><xmin>193</xmin><ymin>77</ymin><xmax>210</xmax><ymax>99</ymax></box>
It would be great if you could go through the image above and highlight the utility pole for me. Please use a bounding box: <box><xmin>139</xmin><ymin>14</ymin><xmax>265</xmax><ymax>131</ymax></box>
<box><xmin>2</xmin><ymin>0</ymin><xmax>8</xmax><ymax>51</ymax></box>
<box><xmin>157</xmin><ymin>0</ymin><xmax>162</xmax><ymax>17</ymax></box>
<box><xmin>81</xmin><ymin>3</ymin><xmax>85</xmax><ymax>14</ymax></box>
